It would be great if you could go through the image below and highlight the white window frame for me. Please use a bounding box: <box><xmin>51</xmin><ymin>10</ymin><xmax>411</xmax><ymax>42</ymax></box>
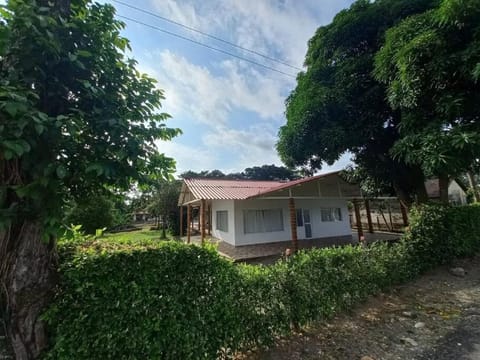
<box><xmin>243</xmin><ymin>209</ymin><xmax>284</xmax><ymax>234</ymax></box>
<box><xmin>216</xmin><ymin>210</ymin><xmax>228</xmax><ymax>232</ymax></box>
<box><xmin>320</xmin><ymin>208</ymin><xmax>343</xmax><ymax>222</ymax></box>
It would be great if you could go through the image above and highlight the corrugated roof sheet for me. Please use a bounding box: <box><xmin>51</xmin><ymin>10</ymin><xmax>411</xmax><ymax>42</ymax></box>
<box><xmin>183</xmin><ymin>178</ymin><xmax>284</xmax><ymax>200</ymax></box>
<box><xmin>181</xmin><ymin>171</ymin><xmax>344</xmax><ymax>203</ymax></box>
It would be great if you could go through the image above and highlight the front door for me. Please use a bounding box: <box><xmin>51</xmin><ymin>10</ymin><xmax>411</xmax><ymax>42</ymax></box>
<box><xmin>296</xmin><ymin>208</ymin><xmax>312</xmax><ymax>239</ymax></box>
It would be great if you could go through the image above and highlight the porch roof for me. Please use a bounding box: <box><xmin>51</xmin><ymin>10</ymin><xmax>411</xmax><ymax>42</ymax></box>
<box><xmin>178</xmin><ymin>171</ymin><xmax>362</xmax><ymax>206</ymax></box>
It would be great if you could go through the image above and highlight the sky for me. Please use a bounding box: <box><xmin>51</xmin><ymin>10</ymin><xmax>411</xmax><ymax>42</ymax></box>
<box><xmin>105</xmin><ymin>0</ymin><xmax>356</xmax><ymax>176</ymax></box>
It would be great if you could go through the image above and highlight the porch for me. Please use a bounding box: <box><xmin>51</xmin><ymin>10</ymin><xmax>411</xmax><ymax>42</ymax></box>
<box><xmin>182</xmin><ymin>230</ymin><xmax>401</xmax><ymax>263</ymax></box>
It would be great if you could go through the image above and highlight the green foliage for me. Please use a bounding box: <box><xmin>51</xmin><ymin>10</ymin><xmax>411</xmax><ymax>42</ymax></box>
<box><xmin>147</xmin><ymin>181</ymin><xmax>181</xmax><ymax>235</ymax></box>
<box><xmin>64</xmin><ymin>195</ymin><xmax>115</xmax><ymax>235</ymax></box>
<box><xmin>374</xmin><ymin>0</ymin><xmax>480</xmax><ymax>179</ymax></box>
<box><xmin>0</xmin><ymin>0</ymin><xmax>180</xmax><ymax>235</ymax></box>
<box><xmin>45</xmin><ymin>204</ymin><xmax>480</xmax><ymax>359</ymax></box>
<box><xmin>179</xmin><ymin>165</ymin><xmax>300</xmax><ymax>181</ymax></box>
<box><xmin>277</xmin><ymin>0</ymin><xmax>438</xmax><ymax>202</ymax></box>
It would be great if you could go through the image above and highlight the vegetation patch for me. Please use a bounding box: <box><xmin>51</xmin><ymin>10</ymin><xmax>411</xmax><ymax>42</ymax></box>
<box><xmin>44</xmin><ymin>204</ymin><xmax>480</xmax><ymax>359</ymax></box>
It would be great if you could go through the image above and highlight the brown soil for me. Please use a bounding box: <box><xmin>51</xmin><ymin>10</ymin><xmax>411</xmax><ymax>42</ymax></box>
<box><xmin>238</xmin><ymin>255</ymin><xmax>480</xmax><ymax>360</ymax></box>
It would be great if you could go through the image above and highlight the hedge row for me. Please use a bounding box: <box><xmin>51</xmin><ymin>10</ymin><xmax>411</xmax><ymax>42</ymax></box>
<box><xmin>44</xmin><ymin>204</ymin><xmax>480</xmax><ymax>359</ymax></box>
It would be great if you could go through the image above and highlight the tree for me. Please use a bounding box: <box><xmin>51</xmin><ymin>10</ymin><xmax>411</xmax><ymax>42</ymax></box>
<box><xmin>179</xmin><ymin>169</ymin><xmax>228</xmax><ymax>179</ymax></box>
<box><xmin>374</xmin><ymin>0</ymin><xmax>480</xmax><ymax>203</ymax></box>
<box><xmin>180</xmin><ymin>165</ymin><xmax>300</xmax><ymax>181</ymax></box>
<box><xmin>64</xmin><ymin>194</ymin><xmax>115</xmax><ymax>235</ymax></box>
<box><xmin>147</xmin><ymin>181</ymin><xmax>182</xmax><ymax>237</ymax></box>
<box><xmin>277</xmin><ymin>0</ymin><xmax>438</xmax><ymax>204</ymax></box>
<box><xmin>242</xmin><ymin>164</ymin><xmax>300</xmax><ymax>181</ymax></box>
<box><xmin>0</xmin><ymin>1</ymin><xmax>180</xmax><ymax>357</ymax></box>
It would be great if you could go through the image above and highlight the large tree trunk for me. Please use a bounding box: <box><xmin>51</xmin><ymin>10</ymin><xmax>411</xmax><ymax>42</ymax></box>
<box><xmin>392</xmin><ymin>164</ymin><xmax>429</xmax><ymax>207</ymax></box>
<box><xmin>0</xmin><ymin>221</ymin><xmax>57</xmax><ymax>359</ymax></box>
<box><xmin>438</xmin><ymin>175</ymin><xmax>449</xmax><ymax>204</ymax></box>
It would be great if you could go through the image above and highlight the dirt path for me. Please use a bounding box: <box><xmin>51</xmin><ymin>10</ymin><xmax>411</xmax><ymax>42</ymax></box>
<box><xmin>241</xmin><ymin>255</ymin><xmax>480</xmax><ymax>360</ymax></box>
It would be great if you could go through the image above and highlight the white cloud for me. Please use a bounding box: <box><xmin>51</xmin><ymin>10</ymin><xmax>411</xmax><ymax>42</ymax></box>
<box><xmin>142</xmin><ymin>50</ymin><xmax>288</xmax><ymax>124</ymax></box>
<box><xmin>156</xmin><ymin>139</ymin><xmax>217</xmax><ymax>175</ymax></box>
<box><xmin>140</xmin><ymin>0</ymin><xmax>355</xmax><ymax>174</ymax></box>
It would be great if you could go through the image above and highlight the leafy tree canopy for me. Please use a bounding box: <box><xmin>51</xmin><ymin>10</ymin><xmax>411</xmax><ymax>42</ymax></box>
<box><xmin>179</xmin><ymin>164</ymin><xmax>300</xmax><ymax>181</ymax></box>
<box><xmin>0</xmin><ymin>1</ymin><xmax>180</xmax><ymax>355</ymax></box>
<box><xmin>277</xmin><ymin>0</ymin><xmax>439</xmax><ymax>202</ymax></box>
<box><xmin>0</xmin><ymin>0</ymin><xmax>181</xmax><ymax>236</ymax></box>
<box><xmin>374</xmin><ymin>0</ymin><xmax>480</xmax><ymax>179</ymax></box>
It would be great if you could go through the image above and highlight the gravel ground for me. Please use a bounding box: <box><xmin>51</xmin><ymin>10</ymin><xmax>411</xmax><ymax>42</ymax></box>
<box><xmin>240</xmin><ymin>255</ymin><xmax>480</xmax><ymax>360</ymax></box>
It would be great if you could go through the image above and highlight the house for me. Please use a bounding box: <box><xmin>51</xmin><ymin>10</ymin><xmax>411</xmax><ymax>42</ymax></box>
<box><xmin>177</xmin><ymin>171</ymin><xmax>362</xmax><ymax>254</ymax></box>
<box><xmin>425</xmin><ymin>178</ymin><xmax>468</xmax><ymax>205</ymax></box>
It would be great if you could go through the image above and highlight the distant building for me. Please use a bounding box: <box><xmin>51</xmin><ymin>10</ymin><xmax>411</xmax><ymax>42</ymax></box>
<box><xmin>425</xmin><ymin>179</ymin><xmax>468</xmax><ymax>205</ymax></box>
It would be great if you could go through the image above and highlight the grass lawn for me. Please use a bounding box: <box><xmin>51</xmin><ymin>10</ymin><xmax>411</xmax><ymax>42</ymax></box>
<box><xmin>101</xmin><ymin>229</ymin><xmax>177</xmax><ymax>245</ymax></box>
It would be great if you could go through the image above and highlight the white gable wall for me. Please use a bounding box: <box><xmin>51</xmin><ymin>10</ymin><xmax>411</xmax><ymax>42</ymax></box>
<box><xmin>233</xmin><ymin>198</ymin><xmax>351</xmax><ymax>246</ymax></box>
<box><xmin>211</xmin><ymin>199</ymin><xmax>235</xmax><ymax>245</ymax></box>
<box><xmin>449</xmin><ymin>181</ymin><xmax>467</xmax><ymax>205</ymax></box>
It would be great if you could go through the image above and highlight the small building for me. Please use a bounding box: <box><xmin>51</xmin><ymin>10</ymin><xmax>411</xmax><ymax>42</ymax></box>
<box><xmin>425</xmin><ymin>178</ymin><xmax>468</xmax><ymax>205</ymax></box>
<box><xmin>178</xmin><ymin>171</ymin><xmax>362</xmax><ymax>253</ymax></box>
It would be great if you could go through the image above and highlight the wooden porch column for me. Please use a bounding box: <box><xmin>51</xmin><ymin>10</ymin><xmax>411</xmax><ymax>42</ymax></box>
<box><xmin>197</xmin><ymin>206</ymin><xmax>201</xmax><ymax>232</ymax></box>
<box><xmin>200</xmin><ymin>199</ymin><xmax>206</xmax><ymax>244</ymax></box>
<box><xmin>179</xmin><ymin>206</ymin><xmax>183</xmax><ymax>237</ymax></box>
<box><xmin>187</xmin><ymin>204</ymin><xmax>191</xmax><ymax>244</ymax></box>
<box><xmin>207</xmin><ymin>204</ymin><xmax>211</xmax><ymax>236</ymax></box>
<box><xmin>364</xmin><ymin>199</ymin><xmax>374</xmax><ymax>233</ymax></box>
<box><xmin>288</xmin><ymin>197</ymin><xmax>298</xmax><ymax>252</ymax></box>
<box><xmin>399</xmin><ymin>200</ymin><xmax>409</xmax><ymax>227</ymax></box>
<box><xmin>353</xmin><ymin>199</ymin><xmax>364</xmax><ymax>243</ymax></box>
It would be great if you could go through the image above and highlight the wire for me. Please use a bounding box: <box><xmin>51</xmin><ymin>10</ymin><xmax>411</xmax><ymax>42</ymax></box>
<box><xmin>111</xmin><ymin>0</ymin><xmax>303</xmax><ymax>71</ymax></box>
<box><xmin>116</xmin><ymin>14</ymin><xmax>298</xmax><ymax>78</ymax></box>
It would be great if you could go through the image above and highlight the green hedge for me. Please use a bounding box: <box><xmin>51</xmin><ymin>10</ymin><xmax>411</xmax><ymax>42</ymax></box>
<box><xmin>44</xmin><ymin>204</ymin><xmax>480</xmax><ymax>359</ymax></box>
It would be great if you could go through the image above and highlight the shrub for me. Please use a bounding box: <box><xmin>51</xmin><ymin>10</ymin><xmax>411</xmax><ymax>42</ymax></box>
<box><xmin>45</xmin><ymin>204</ymin><xmax>480</xmax><ymax>359</ymax></box>
<box><xmin>45</xmin><ymin>241</ymin><xmax>242</xmax><ymax>359</ymax></box>
<box><xmin>64</xmin><ymin>195</ymin><xmax>115</xmax><ymax>235</ymax></box>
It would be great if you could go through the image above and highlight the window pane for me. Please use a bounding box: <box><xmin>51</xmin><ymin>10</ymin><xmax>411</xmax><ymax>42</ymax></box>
<box><xmin>305</xmin><ymin>223</ymin><xmax>312</xmax><ymax>238</ymax></box>
<box><xmin>296</xmin><ymin>209</ymin><xmax>303</xmax><ymax>227</ymax></box>
<box><xmin>321</xmin><ymin>208</ymin><xmax>333</xmax><ymax>222</ymax></box>
<box><xmin>244</xmin><ymin>209</ymin><xmax>284</xmax><ymax>233</ymax></box>
<box><xmin>303</xmin><ymin>209</ymin><xmax>311</xmax><ymax>223</ymax></box>
<box><xmin>216</xmin><ymin>211</ymin><xmax>228</xmax><ymax>232</ymax></box>
<box><xmin>264</xmin><ymin>209</ymin><xmax>283</xmax><ymax>232</ymax></box>
<box><xmin>321</xmin><ymin>208</ymin><xmax>342</xmax><ymax>222</ymax></box>
<box><xmin>334</xmin><ymin>208</ymin><xmax>342</xmax><ymax>221</ymax></box>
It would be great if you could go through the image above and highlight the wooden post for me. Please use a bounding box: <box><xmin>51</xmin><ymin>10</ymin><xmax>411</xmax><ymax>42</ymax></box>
<box><xmin>187</xmin><ymin>204</ymin><xmax>191</xmax><ymax>244</ymax></box>
<box><xmin>207</xmin><ymin>204</ymin><xmax>211</xmax><ymax>235</ymax></box>
<box><xmin>399</xmin><ymin>200</ymin><xmax>409</xmax><ymax>227</ymax></box>
<box><xmin>200</xmin><ymin>199</ymin><xmax>206</xmax><ymax>244</ymax></box>
<box><xmin>364</xmin><ymin>199</ymin><xmax>374</xmax><ymax>234</ymax></box>
<box><xmin>179</xmin><ymin>206</ymin><xmax>183</xmax><ymax>237</ymax></box>
<box><xmin>197</xmin><ymin>206</ymin><xmax>201</xmax><ymax>232</ymax></box>
<box><xmin>288</xmin><ymin>197</ymin><xmax>298</xmax><ymax>252</ymax></box>
<box><xmin>353</xmin><ymin>199</ymin><xmax>364</xmax><ymax>243</ymax></box>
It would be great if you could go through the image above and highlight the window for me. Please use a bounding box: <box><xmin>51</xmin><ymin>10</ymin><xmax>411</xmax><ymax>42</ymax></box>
<box><xmin>244</xmin><ymin>209</ymin><xmax>284</xmax><ymax>234</ymax></box>
<box><xmin>296</xmin><ymin>209</ymin><xmax>303</xmax><ymax>227</ymax></box>
<box><xmin>216</xmin><ymin>211</ymin><xmax>228</xmax><ymax>232</ymax></box>
<box><xmin>321</xmin><ymin>208</ymin><xmax>342</xmax><ymax>222</ymax></box>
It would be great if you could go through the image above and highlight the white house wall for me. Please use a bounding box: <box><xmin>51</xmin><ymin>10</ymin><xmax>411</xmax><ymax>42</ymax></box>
<box><xmin>448</xmin><ymin>181</ymin><xmax>467</xmax><ymax>205</ymax></box>
<box><xmin>211</xmin><ymin>199</ymin><xmax>235</xmax><ymax>245</ymax></box>
<box><xmin>233</xmin><ymin>198</ymin><xmax>351</xmax><ymax>246</ymax></box>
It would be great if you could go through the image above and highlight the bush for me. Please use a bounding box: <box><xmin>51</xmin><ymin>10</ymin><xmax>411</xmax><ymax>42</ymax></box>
<box><xmin>64</xmin><ymin>195</ymin><xmax>115</xmax><ymax>235</ymax></box>
<box><xmin>45</xmin><ymin>204</ymin><xmax>480</xmax><ymax>359</ymax></box>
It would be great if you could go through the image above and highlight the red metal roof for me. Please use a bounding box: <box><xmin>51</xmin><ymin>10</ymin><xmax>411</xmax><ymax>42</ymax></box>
<box><xmin>183</xmin><ymin>178</ymin><xmax>284</xmax><ymax>200</ymax></box>
<box><xmin>181</xmin><ymin>171</ymin><xmax>343</xmax><ymax>203</ymax></box>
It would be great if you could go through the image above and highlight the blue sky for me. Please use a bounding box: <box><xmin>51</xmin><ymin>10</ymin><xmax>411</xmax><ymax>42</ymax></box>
<box><xmin>104</xmin><ymin>0</ymin><xmax>356</xmax><ymax>176</ymax></box>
